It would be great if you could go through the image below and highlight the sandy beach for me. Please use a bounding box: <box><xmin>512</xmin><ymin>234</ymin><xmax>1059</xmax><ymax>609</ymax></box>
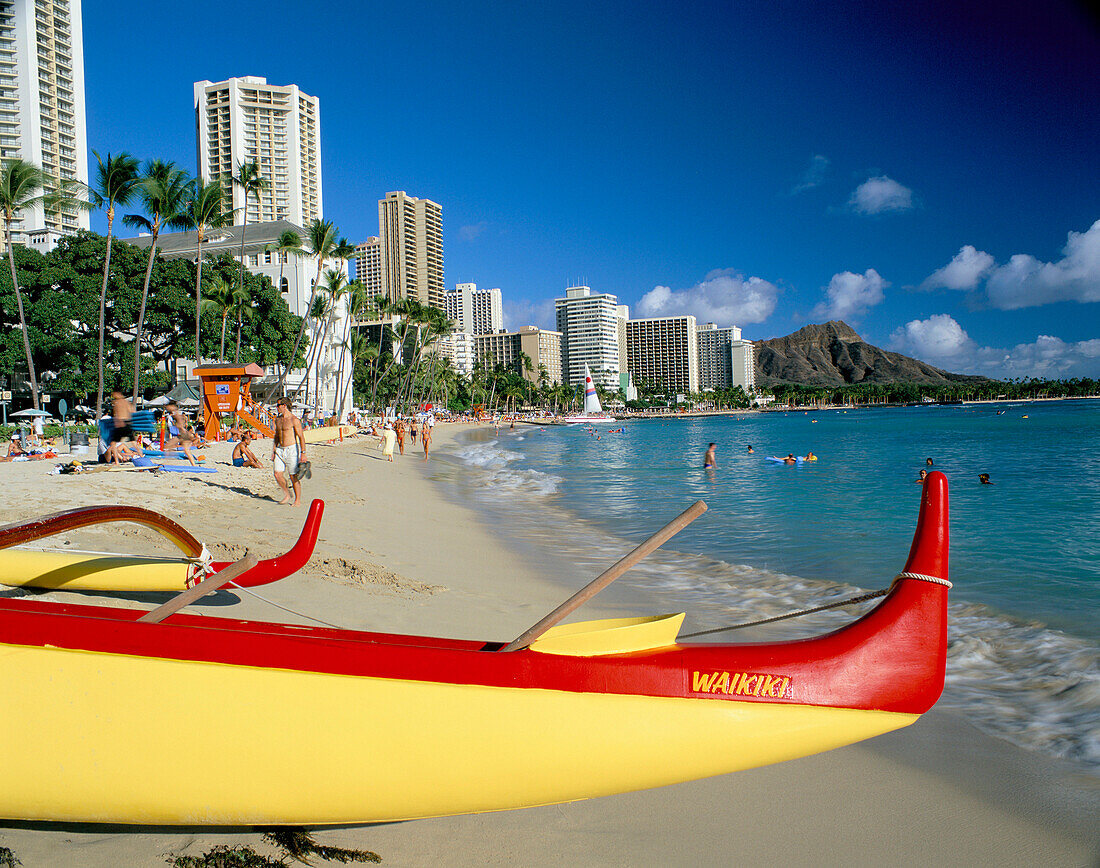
<box><xmin>1</xmin><ymin>425</ymin><xmax>1096</xmax><ymax>866</ymax></box>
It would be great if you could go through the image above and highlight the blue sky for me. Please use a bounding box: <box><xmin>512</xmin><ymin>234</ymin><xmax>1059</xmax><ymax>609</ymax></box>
<box><xmin>84</xmin><ymin>0</ymin><xmax>1099</xmax><ymax>378</ymax></box>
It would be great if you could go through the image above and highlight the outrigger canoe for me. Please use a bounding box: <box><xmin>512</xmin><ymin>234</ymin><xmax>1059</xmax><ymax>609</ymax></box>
<box><xmin>0</xmin><ymin>474</ymin><xmax>950</xmax><ymax>825</ymax></box>
<box><xmin>0</xmin><ymin>500</ymin><xmax>323</xmax><ymax>592</ymax></box>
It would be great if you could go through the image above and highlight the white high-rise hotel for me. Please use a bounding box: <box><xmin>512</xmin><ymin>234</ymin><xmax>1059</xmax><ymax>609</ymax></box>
<box><xmin>445</xmin><ymin>283</ymin><xmax>502</xmax><ymax>335</ymax></box>
<box><xmin>0</xmin><ymin>0</ymin><xmax>88</xmax><ymax>245</ymax></box>
<box><xmin>194</xmin><ymin>76</ymin><xmax>322</xmax><ymax>225</ymax></box>
<box><xmin>554</xmin><ymin>286</ymin><xmax>627</xmax><ymax>390</ymax></box>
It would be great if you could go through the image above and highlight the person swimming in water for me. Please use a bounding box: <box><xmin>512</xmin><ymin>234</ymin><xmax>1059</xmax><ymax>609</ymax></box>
<box><xmin>747</xmin><ymin>445</ymin><xmax>754</xmax><ymax>454</ymax></box>
<box><xmin>915</xmin><ymin>468</ymin><xmax>928</xmax><ymax>483</ymax></box>
<box><xmin>979</xmin><ymin>473</ymin><xmax>993</xmax><ymax>484</ymax></box>
<box><xmin>782</xmin><ymin>453</ymin><xmax>796</xmax><ymax>465</ymax></box>
<box><xmin>704</xmin><ymin>443</ymin><xmax>717</xmax><ymax>468</ymax></box>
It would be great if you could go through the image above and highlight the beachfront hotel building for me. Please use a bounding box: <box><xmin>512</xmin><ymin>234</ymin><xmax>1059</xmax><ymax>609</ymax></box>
<box><xmin>472</xmin><ymin>326</ymin><xmax>563</xmax><ymax>385</ymax></box>
<box><xmin>731</xmin><ymin>338</ymin><xmax>755</xmax><ymax>391</ymax></box>
<box><xmin>378</xmin><ymin>190</ymin><xmax>444</xmax><ymax>310</ymax></box>
<box><xmin>433</xmin><ymin>330</ymin><xmax>476</xmax><ymax>377</ymax></box>
<box><xmin>194</xmin><ymin>76</ymin><xmax>322</xmax><ymax>226</ymax></box>
<box><xmin>626</xmin><ymin>315</ymin><xmax>700</xmax><ymax>394</ymax></box>
<box><xmin>697</xmin><ymin>323</ymin><xmax>741</xmax><ymax>390</ymax></box>
<box><xmin>0</xmin><ymin>0</ymin><xmax>88</xmax><ymax>249</ymax></box>
<box><xmin>445</xmin><ymin>282</ymin><xmax>503</xmax><ymax>335</ymax></box>
<box><xmin>353</xmin><ymin>236</ymin><xmax>382</xmax><ymax>307</ymax></box>
<box><xmin>554</xmin><ymin>286</ymin><xmax>625</xmax><ymax>390</ymax></box>
<box><xmin>122</xmin><ymin>220</ymin><xmax>352</xmax><ymax>411</ymax></box>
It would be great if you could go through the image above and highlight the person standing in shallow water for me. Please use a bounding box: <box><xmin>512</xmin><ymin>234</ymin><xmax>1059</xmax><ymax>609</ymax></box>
<box><xmin>704</xmin><ymin>443</ymin><xmax>717</xmax><ymax>468</ymax></box>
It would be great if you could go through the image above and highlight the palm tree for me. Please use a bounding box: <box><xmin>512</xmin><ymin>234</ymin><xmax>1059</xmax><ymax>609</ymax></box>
<box><xmin>307</xmin><ymin>269</ymin><xmax>350</xmax><ymax>415</ymax></box>
<box><xmin>201</xmin><ymin>277</ymin><xmax>236</xmax><ymax>362</ymax></box>
<box><xmin>275</xmin><ymin>218</ymin><xmax>339</xmax><ymax>396</ymax></box>
<box><xmin>233</xmin><ymin>160</ymin><xmax>267</xmax><ymax>299</ymax></box>
<box><xmin>0</xmin><ymin>160</ymin><xmax>49</xmax><ymax>408</ymax></box>
<box><xmin>88</xmin><ymin>151</ymin><xmax>140</xmax><ymax>413</ymax></box>
<box><xmin>344</xmin><ymin>330</ymin><xmax>374</xmax><ymax>410</ymax></box>
<box><xmin>266</xmin><ymin>229</ymin><xmax>302</xmax><ymax>295</ymax></box>
<box><xmin>333</xmin><ymin>280</ymin><xmax>369</xmax><ymax>416</ymax></box>
<box><xmin>231</xmin><ymin>284</ymin><xmax>254</xmax><ymax>362</ymax></box>
<box><xmin>122</xmin><ymin>160</ymin><xmax>191</xmax><ymax>402</ymax></box>
<box><xmin>181</xmin><ymin>178</ymin><xmax>231</xmax><ymax>368</ymax></box>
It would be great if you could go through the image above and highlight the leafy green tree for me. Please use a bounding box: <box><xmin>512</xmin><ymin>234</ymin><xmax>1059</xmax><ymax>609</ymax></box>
<box><xmin>231</xmin><ymin>284</ymin><xmax>254</xmax><ymax>363</ymax></box>
<box><xmin>201</xmin><ymin>276</ymin><xmax>236</xmax><ymax>361</ymax></box>
<box><xmin>123</xmin><ymin>160</ymin><xmax>191</xmax><ymax>400</ymax></box>
<box><xmin>0</xmin><ymin>159</ymin><xmax>68</xmax><ymax>408</ymax></box>
<box><xmin>88</xmin><ymin>151</ymin><xmax>140</xmax><ymax>412</ymax></box>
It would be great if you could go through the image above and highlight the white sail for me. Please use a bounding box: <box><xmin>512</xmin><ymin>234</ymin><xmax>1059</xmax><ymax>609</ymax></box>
<box><xmin>583</xmin><ymin>364</ymin><xmax>603</xmax><ymax>414</ymax></box>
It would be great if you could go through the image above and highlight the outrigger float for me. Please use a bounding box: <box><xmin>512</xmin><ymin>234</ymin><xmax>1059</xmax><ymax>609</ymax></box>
<box><xmin>0</xmin><ymin>474</ymin><xmax>951</xmax><ymax>825</ymax></box>
<box><xmin>0</xmin><ymin>500</ymin><xmax>323</xmax><ymax>592</ymax></box>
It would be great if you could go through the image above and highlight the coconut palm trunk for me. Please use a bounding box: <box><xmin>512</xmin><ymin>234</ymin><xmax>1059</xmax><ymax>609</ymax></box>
<box><xmin>4</xmin><ymin>221</ymin><xmax>40</xmax><ymax>409</ymax></box>
<box><xmin>132</xmin><ymin>231</ymin><xmax>159</xmax><ymax>401</ymax></box>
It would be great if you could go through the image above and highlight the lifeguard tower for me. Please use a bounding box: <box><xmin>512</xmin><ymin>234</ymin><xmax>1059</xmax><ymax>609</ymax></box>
<box><xmin>192</xmin><ymin>363</ymin><xmax>277</xmax><ymax>441</ymax></box>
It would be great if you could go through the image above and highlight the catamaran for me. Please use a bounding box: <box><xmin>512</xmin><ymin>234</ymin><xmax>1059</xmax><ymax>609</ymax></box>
<box><xmin>560</xmin><ymin>364</ymin><xmax>616</xmax><ymax>424</ymax></box>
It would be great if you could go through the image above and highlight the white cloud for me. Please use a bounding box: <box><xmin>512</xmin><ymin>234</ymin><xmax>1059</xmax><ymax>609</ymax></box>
<box><xmin>458</xmin><ymin>221</ymin><xmax>488</xmax><ymax>242</ymax></box>
<box><xmin>810</xmin><ymin>268</ymin><xmax>887</xmax><ymax>321</ymax></box>
<box><xmin>889</xmin><ymin>314</ymin><xmax>976</xmax><ymax>361</ymax></box>
<box><xmin>848</xmin><ymin>176</ymin><xmax>914</xmax><ymax>214</ymax></box>
<box><xmin>635</xmin><ymin>269</ymin><xmax>779</xmax><ymax>324</ymax></box>
<box><xmin>984</xmin><ymin>219</ymin><xmax>1100</xmax><ymax>309</ymax></box>
<box><xmin>503</xmin><ymin>297</ymin><xmax>555</xmax><ymax>332</ymax></box>
<box><xmin>890</xmin><ymin>314</ymin><xmax>1100</xmax><ymax>378</ymax></box>
<box><xmin>791</xmin><ymin>154</ymin><xmax>829</xmax><ymax>194</ymax></box>
<box><xmin>921</xmin><ymin>245</ymin><xmax>995</xmax><ymax>291</ymax></box>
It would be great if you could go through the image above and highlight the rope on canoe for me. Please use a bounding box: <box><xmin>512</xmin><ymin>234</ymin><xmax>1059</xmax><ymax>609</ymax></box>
<box><xmin>226</xmin><ymin>580</ymin><xmax>344</xmax><ymax>630</ymax></box>
<box><xmin>679</xmin><ymin>572</ymin><xmax>951</xmax><ymax>639</ymax></box>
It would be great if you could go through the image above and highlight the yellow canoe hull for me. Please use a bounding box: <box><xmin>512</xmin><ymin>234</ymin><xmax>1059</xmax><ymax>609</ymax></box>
<box><xmin>0</xmin><ymin>642</ymin><xmax>917</xmax><ymax>825</ymax></box>
<box><xmin>0</xmin><ymin>549</ymin><xmax>191</xmax><ymax>591</ymax></box>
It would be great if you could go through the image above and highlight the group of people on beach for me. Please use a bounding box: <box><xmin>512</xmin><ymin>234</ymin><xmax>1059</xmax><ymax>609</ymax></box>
<box><xmin>101</xmin><ymin>391</ymin><xmax>203</xmax><ymax>466</ymax></box>
<box><xmin>376</xmin><ymin>414</ymin><xmax>433</xmax><ymax>462</ymax></box>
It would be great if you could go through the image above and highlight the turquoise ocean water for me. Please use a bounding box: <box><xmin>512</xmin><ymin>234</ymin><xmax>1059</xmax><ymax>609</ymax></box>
<box><xmin>435</xmin><ymin>399</ymin><xmax>1099</xmax><ymax>770</ymax></box>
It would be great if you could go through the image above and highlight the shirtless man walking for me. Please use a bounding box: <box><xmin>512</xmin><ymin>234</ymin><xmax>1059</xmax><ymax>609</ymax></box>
<box><xmin>272</xmin><ymin>397</ymin><xmax>307</xmax><ymax>506</ymax></box>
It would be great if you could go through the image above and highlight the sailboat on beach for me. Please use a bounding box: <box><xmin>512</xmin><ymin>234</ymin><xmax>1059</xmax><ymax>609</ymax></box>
<box><xmin>561</xmin><ymin>364</ymin><xmax>616</xmax><ymax>424</ymax></box>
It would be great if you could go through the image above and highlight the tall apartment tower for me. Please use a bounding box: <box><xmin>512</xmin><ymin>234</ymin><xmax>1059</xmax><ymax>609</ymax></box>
<box><xmin>444</xmin><ymin>282</ymin><xmax>502</xmax><ymax>334</ymax></box>
<box><xmin>697</xmin><ymin>322</ymin><xmax>742</xmax><ymax>390</ymax></box>
<box><xmin>626</xmin><ymin>315</ymin><xmax>700</xmax><ymax>394</ymax></box>
<box><xmin>194</xmin><ymin>76</ymin><xmax>322</xmax><ymax>226</ymax></box>
<box><xmin>378</xmin><ymin>190</ymin><xmax>444</xmax><ymax>310</ymax></box>
<box><xmin>353</xmin><ymin>236</ymin><xmax>382</xmax><ymax>300</ymax></box>
<box><xmin>731</xmin><ymin>339</ymin><xmax>755</xmax><ymax>391</ymax></box>
<box><xmin>554</xmin><ymin>285</ymin><xmax>624</xmax><ymax>390</ymax></box>
<box><xmin>0</xmin><ymin>0</ymin><xmax>88</xmax><ymax>245</ymax></box>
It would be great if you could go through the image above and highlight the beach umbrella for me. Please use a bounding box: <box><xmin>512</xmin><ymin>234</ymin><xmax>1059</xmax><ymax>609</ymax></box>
<box><xmin>10</xmin><ymin>408</ymin><xmax>51</xmax><ymax>418</ymax></box>
<box><xmin>144</xmin><ymin>395</ymin><xmax>170</xmax><ymax>406</ymax></box>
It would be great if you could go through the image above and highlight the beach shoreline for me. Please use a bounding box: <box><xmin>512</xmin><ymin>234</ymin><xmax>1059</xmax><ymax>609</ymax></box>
<box><xmin>0</xmin><ymin>425</ymin><xmax>1096</xmax><ymax>866</ymax></box>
